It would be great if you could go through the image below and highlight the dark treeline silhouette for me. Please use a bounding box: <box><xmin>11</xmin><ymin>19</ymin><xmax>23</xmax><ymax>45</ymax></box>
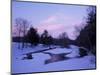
<box><xmin>13</xmin><ymin>29</ymin><xmax>70</xmax><ymax>48</ymax></box>
<box><xmin>13</xmin><ymin>27</ymin><xmax>54</xmax><ymax>48</ymax></box>
<box><xmin>26</xmin><ymin>27</ymin><xmax>39</xmax><ymax>46</ymax></box>
<box><xmin>76</xmin><ymin>6</ymin><xmax>96</xmax><ymax>55</ymax></box>
<box><xmin>40</xmin><ymin>30</ymin><xmax>53</xmax><ymax>47</ymax></box>
<box><xmin>13</xmin><ymin>18</ymin><xmax>74</xmax><ymax>48</ymax></box>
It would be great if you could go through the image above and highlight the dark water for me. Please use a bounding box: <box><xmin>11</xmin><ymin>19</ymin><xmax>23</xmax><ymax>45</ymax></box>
<box><xmin>43</xmin><ymin>52</ymin><xmax>71</xmax><ymax>64</ymax></box>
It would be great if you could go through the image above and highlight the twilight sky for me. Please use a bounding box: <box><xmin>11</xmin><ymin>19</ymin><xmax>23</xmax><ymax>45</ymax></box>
<box><xmin>12</xmin><ymin>1</ymin><xmax>89</xmax><ymax>40</ymax></box>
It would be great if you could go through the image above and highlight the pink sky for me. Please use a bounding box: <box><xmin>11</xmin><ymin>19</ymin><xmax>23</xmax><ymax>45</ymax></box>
<box><xmin>36</xmin><ymin>14</ymin><xmax>86</xmax><ymax>40</ymax></box>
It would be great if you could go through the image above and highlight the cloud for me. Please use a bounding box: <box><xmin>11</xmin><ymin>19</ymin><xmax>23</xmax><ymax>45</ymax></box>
<box><xmin>36</xmin><ymin>13</ymin><xmax>82</xmax><ymax>40</ymax></box>
<box><xmin>41</xmin><ymin>16</ymin><xmax>57</xmax><ymax>24</ymax></box>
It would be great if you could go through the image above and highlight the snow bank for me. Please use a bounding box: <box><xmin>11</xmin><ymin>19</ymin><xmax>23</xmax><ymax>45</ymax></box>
<box><xmin>12</xmin><ymin>43</ymin><xmax>96</xmax><ymax>74</ymax></box>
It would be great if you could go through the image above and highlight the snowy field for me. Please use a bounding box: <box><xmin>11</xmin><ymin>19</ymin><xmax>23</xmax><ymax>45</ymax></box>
<box><xmin>11</xmin><ymin>42</ymin><xmax>96</xmax><ymax>74</ymax></box>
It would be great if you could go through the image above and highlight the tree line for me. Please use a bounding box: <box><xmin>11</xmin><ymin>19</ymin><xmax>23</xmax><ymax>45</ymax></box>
<box><xmin>13</xmin><ymin>25</ymin><xmax>69</xmax><ymax>49</ymax></box>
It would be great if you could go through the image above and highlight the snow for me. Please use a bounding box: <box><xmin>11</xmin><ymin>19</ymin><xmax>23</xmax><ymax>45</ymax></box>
<box><xmin>11</xmin><ymin>42</ymin><xmax>96</xmax><ymax>74</ymax></box>
<box><xmin>43</xmin><ymin>55</ymin><xmax>95</xmax><ymax>71</ymax></box>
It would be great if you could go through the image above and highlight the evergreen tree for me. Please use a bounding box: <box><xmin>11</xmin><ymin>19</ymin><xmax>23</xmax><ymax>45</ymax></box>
<box><xmin>41</xmin><ymin>30</ymin><xmax>53</xmax><ymax>47</ymax></box>
<box><xmin>27</xmin><ymin>27</ymin><xmax>39</xmax><ymax>46</ymax></box>
<box><xmin>76</xmin><ymin>6</ymin><xmax>96</xmax><ymax>55</ymax></box>
<box><xmin>41</xmin><ymin>30</ymin><xmax>49</xmax><ymax>45</ymax></box>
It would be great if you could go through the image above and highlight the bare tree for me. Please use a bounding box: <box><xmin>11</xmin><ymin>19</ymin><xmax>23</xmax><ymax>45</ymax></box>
<box><xmin>58</xmin><ymin>32</ymin><xmax>68</xmax><ymax>47</ymax></box>
<box><xmin>15</xmin><ymin>18</ymin><xmax>29</xmax><ymax>49</ymax></box>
